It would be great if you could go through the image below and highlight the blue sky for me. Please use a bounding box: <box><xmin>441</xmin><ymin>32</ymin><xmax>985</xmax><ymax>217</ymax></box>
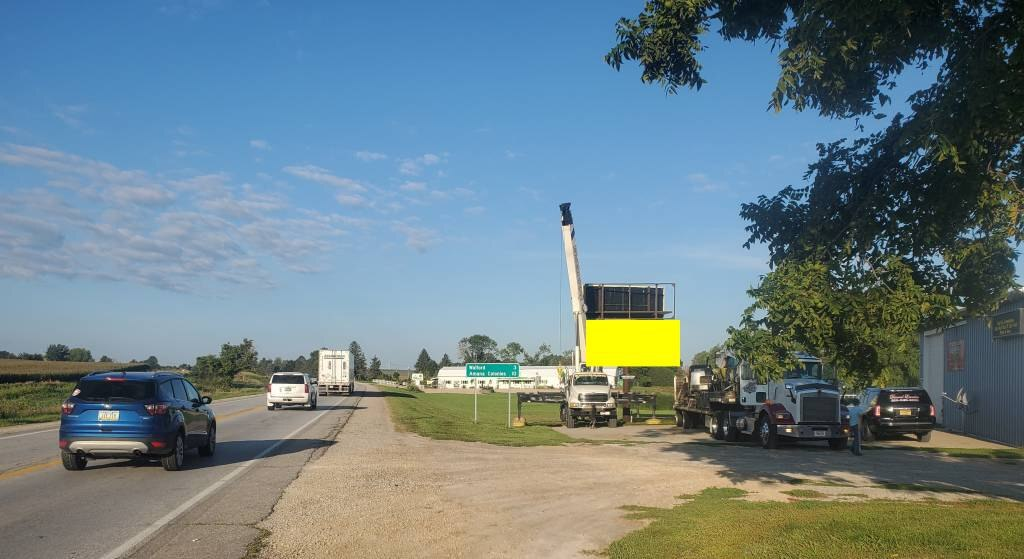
<box><xmin>2</xmin><ymin>2</ymin><xmax>1005</xmax><ymax>367</ymax></box>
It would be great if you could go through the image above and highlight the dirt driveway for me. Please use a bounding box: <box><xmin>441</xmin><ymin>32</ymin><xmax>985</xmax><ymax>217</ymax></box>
<box><xmin>257</xmin><ymin>386</ymin><xmax>1023</xmax><ymax>558</ymax></box>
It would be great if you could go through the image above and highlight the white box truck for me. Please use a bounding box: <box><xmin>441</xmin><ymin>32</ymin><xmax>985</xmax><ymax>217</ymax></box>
<box><xmin>318</xmin><ymin>349</ymin><xmax>354</xmax><ymax>396</ymax></box>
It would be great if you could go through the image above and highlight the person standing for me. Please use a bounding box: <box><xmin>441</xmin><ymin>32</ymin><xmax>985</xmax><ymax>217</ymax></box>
<box><xmin>848</xmin><ymin>398</ymin><xmax>867</xmax><ymax>456</ymax></box>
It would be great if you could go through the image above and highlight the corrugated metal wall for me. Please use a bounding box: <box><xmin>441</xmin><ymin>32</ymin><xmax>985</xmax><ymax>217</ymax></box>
<box><xmin>939</xmin><ymin>298</ymin><xmax>1024</xmax><ymax>447</ymax></box>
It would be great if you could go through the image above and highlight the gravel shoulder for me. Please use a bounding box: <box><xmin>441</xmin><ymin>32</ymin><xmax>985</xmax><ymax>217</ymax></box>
<box><xmin>258</xmin><ymin>386</ymin><xmax>1023</xmax><ymax>558</ymax></box>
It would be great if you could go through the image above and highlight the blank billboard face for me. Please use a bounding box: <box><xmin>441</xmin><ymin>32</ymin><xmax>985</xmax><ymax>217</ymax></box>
<box><xmin>586</xmin><ymin>319</ymin><xmax>680</xmax><ymax>367</ymax></box>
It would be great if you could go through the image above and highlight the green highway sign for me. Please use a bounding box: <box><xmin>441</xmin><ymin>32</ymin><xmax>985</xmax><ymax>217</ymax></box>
<box><xmin>466</xmin><ymin>363</ymin><xmax>520</xmax><ymax>378</ymax></box>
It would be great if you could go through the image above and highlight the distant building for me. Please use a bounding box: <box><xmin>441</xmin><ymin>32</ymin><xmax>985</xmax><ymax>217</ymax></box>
<box><xmin>410</xmin><ymin>373</ymin><xmax>424</xmax><ymax>387</ymax></box>
<box><xmin>435</xmin><ymin>365</ymin><xmax>618</xmax><ymax>390</ymax></box>
<box><xmin>920</xmin><ymin>290</ymin><xmax>1024</xmax><ymax>447</ymax></box>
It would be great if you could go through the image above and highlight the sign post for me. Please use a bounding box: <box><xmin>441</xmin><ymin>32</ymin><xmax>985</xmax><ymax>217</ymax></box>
<box><xmin>466</xmin><ymin>363</ymin><xmax>521</xmax><ymax>427</ymax></box>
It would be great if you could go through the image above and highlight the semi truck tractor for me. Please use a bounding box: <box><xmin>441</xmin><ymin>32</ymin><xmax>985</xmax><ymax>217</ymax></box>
<box><xmin>674</xmin><ymin>352</ymin><xmax>849</xmax><ymax>449</ymax></box>
<box><xmin>318</xmin><ymin>349</ymin><xmax>354</xmax><ymax>396</ymax></box>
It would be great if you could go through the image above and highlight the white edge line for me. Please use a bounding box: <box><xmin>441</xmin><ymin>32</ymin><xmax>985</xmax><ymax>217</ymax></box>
<box><xmin>0</xmin><ymin>428</ymin><xmax>59</xmax><ymax>441</ymax></box>
<box><xmin>99</xmin><ymin>401</ymin><xmax>343</xmax><ymax>559</ymax></box>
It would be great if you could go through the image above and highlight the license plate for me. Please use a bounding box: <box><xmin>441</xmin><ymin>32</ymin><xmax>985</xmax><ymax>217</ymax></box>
<box><xmin>899</xmin><ymin>409</ymin><xmax>912</xmax><ymax>416</ymax></box>
<box><xmin>813</xmin><ymin>430</ymin><xmax>827</xmax><ymax>437</ymax></box>
<box><xmin>98</xmin><ymin>410</ymin><xmax>120</xmax><ymax>421</ymax></box>
<box><xmin>284</xmin><ymin>387</ymin><xmax>292</xmax><ymax>392</ymax></box>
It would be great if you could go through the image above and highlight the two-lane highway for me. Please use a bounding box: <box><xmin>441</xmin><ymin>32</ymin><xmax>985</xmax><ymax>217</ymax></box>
<box><xmin>0</xmin><ymin>388</ymin><xmax>363</xmax><ymax>559</ymax></box>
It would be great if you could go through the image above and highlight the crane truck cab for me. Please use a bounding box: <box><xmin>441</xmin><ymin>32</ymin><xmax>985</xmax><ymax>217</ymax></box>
<box><xmin>560</xmin><ymin>371</ymin><xmax>617</xmax><ymax>428</ymax></box>
<box><xmin>675</xmin><ymin>352</ymin><xmax>849</xmax><ymax>449</ymax></box>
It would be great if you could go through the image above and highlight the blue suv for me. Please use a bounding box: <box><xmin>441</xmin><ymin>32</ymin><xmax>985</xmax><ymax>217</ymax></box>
<box><xmin>59</xmin><ymin>371</ymin><xmax>216</xmax><ymax>471</ymax></box>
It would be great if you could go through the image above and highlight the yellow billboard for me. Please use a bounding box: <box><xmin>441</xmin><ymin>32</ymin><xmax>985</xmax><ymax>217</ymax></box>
<box><xmin>586</xmin><ymin>319</ymin><xmax>680</xmax><ymax>367</ymax></box>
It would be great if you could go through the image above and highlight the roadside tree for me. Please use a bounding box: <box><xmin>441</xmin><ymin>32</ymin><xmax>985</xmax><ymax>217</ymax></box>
<box><xmin>68</xmin><ymin>348</ymin><xmax>93</xmax><ymax>362</ymax></box>
<box><xmin>458</xmin><ymin>335</ymin><xmax>498</xmax><ymax>364</ymax></box>
<box><xmin>46</xmin><ymin>344</ymin><xmax>71</xmax><ymax>361</ymax></box>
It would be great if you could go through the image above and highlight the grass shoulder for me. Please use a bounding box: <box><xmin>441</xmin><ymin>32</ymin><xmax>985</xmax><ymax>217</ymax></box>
<box><xmin>606</xmin><ymin>487</ymin><xmax>1024</xmax><ymax>559</ymax></box>
<box><xmin>378</xmin><ymin>386</ymin><xmax>582</xmax><ymax>447</ymax></box>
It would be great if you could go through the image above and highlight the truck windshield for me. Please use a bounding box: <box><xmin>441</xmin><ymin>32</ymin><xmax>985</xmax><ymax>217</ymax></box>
<box><xmin>783</xmin><ymin>362</ymin><xmax>823</xmax><ymax>379</ymax></box>
<box><xmin>574</xmin><ymin>376</ymin><xmax>608</xmax><ymax>386</ymax></box>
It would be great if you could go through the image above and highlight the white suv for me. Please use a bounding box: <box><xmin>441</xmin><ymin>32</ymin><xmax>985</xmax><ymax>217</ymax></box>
<box><xmin>267</xmin><ymin>372</ymin><xmax>318</xmax><ymax>411</ymax></box>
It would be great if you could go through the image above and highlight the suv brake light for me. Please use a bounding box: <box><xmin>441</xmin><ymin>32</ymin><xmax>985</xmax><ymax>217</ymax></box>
<box><xmin>929</xmin><ymin>404</ymin><xmax>935</xmax><ymax>417</ymax></box>
<box><xmin>266</xmin><ymin>383</ymin><xmax>271</xmax><ymax>393</ymax></box>
<box><xmin>874</xmin><ymin>405</ymin><xmax>881</xmax><ymax>417</ymax></box>
<box><xmin>304</xmin><ymin>383</ymin><xmax>309</xmax><ymax>394</ymax></box>
<box><xmin>145</xmin><ymin>403</ymin><xmax>170</xmax><ymax>415</ymax></box>
<box><xmin>61</xmin><ymin>401</ymin><xmax>75</xmax><ymax>415</ymax></box>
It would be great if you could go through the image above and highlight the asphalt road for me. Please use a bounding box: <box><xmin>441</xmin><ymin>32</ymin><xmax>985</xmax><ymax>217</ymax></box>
<box><xmin>0</xmin><ymin>388</ymin><xmax>363</xmax><ymax>559</ymax></box>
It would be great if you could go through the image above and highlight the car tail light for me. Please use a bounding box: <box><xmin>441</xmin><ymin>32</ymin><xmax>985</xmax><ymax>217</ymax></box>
<box><xmin>59</xmin><ymin>439</ymin><xmax>70</xmax><ymax>449</ymax></box>
<box><xmin>874</xmin><ymin>405</ymin><xmax>881</xmax><ymax>417</ymax></box>
<box><xmin>304</xmin><ymin>384</ymin><xmax>309</xmax><ymax>394</ymax></box>
<box><xmin>145</xmin><ymin>404</ymin><xmax>169</xmax><ymax>416</ymax></box>
<box><xmin>61</xmin><ymin>401</ymin><xmax>75</xmax><ymax>415</ymax></box>
<box><xmin>150</xmin><ymin>440</ymin><xmax>167</xmax><ymax>449</ymax></box>
<box><xmin>266</xmin><ymin>383</ymin><xmax>271</xmax><ymax>393</ymax></box>
<box><xmin>929</xmin><ymin>405</ymin><xmax>935</xmax><ymax>417</ymax></box>
<box><xmin>105</xmin><ymin>377</ymin><xmax>125</xmax><ymax>382</ymax></box>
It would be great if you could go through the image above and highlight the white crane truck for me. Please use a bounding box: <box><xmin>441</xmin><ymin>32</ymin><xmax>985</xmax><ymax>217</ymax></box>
<box><xmin>318</xmin><ymin>349</ymin><xmax>354</xmax><ymax>396</ymax></box>
<box><xmin>674</xmin><ymin>351</ymin><xmax>850</xmax><ymax>449</ymax></box>
<box><xmin>558</xmin><ymin>203</ymin><xmax>618</xmax><ymax>427</ymax></box>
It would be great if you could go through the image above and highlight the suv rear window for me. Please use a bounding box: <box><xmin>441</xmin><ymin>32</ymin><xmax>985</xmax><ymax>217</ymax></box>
<box><xmin>880</xmin><ymin>389</ymin><xmax>931</xmax><ymax>405</ymax></box>
<box><xmin>271</xmin><ymin>374</ymin><xmax>305</xmax><ymax>384</ymax></box>
<box><xmin>75</xmin><ymin>379</ymin><xmax>156</xmax><ymax>402</ymax></box>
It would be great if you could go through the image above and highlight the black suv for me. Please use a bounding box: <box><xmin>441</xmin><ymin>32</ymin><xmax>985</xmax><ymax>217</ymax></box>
<box><xmin>59</xmin><ymin>371</ymin><xmax>216</xmax><ymax>471</ymax></box>
<box><xmin>857</xmin><ymin>387</ymin><xmax>936</xmax><ymax>442</ymax></box>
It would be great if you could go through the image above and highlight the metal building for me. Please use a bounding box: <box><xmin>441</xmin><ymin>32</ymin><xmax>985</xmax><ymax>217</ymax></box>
<box><xmin>920</xmin><ymin>290</ymin><xmax>1024</xmax><ymax>447</ymax></box>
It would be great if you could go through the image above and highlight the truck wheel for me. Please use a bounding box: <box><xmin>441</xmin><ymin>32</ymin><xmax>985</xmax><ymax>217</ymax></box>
<box><xmin>608</xmin><ymin>418</ymin><xmax>618</xmax><ymax>428</ymax></box>
<box><xmin>710</xmin><ymin>414</ymin><xmax>723</xmax><ymax>440</ymax></box>
<box><xmin>267</xmin><ymin>405</ymin><xmax>275</xmax><ymax>411</ymax></box>
<box><xmin>566</xmin><ymin>413</ymin><xmax>576</xmax><ymax>429</ymax></box>
<box><xmin>755</xmin><ymin>415</ymin><xmax>777</xmax><ymax>449</ymax></box>
<box><xmin>916</xmin><ymin>431</ymin><xmax>931</xmax><ymax>442</ymax></box>
<box><xmin>675</xmin><ymin>410</ymin><xmax>686</xmax><ymax>428</ymax></box>
<box><xmin>724</xmin><ymin>414</ymin><xmax>738</xmax><ymax>442</ymax></box>
<box><xmin>828</xmin><ymin>437</ymin><xmax>847</xmax><ymax>450</ymax></box>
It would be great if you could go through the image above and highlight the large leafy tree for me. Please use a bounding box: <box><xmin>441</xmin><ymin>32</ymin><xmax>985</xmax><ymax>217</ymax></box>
<box><xmin>727</xmin><ymin>258</ymin><xmax>952</xmax><ymax>387</ymax></box>
<box><xmin>68</xmin><ymin>348</ymin><xmax>94</xmax><ymax>362</ymax></box>
<box><xmin>457</xmin><ymin>334</ymin><xmax>498</xmax><ymax>364</ymax></box>
<box><xmin>46</xmin><ymin>343</ymin><xmax>70</xmax><ymax>362</ymax></box>
<box><xmin>607</xmin><ymin>1</ymin><xmax>1023</xmax><ymax>315</ymax></box>
<box><xmin>498</xmin><ymin>342</ymin><xmax>526</xmax><ymax>363</ymax></box>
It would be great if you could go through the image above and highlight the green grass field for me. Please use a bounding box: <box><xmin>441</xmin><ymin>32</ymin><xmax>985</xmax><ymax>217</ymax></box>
<box><xmin>380</xmin><ymin>387</ymin><xmax>577</xmax><ymax>446</ymax></box>
<box><xmin>0</xmin><ymin>373</ymin><xmax>267</xmax><ymax>428</ymax></box>
<box><xmin>606</xmin><ymin>487</ymin><xmax>1024</xmax><ymax>559</ymax></box>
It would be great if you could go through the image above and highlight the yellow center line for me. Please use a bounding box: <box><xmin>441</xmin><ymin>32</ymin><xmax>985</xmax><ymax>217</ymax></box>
<box><xmin>0</xmin><ymin>401</ymin><xmax>266</xmax><ymax>482</ymax></box>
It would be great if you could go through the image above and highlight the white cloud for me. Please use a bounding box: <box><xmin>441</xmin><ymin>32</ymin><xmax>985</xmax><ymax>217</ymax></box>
<box><xmin>463</xmin><ymin>206</ymin><xmax>485</xmax><ymax>215</ymax></box>
<box><xmin>335</xmin><ymin>193</ymin><xmax>370</xmax><ymax>207</ymax></box>
<box><xmin>282</xmin><ymin>164</ymin><xmax>367</xmax><ymax>192</ymax></box>
<box><xmin>398</xmin><ymin>153</ymin><xmax>445</xmax><ymax>176</ymax></box>
<box><xmin>399</xmin><ymin>181</ymin><xmax>427</xmax><ymax>192</ymax></box>
<box><xmin>688</xmin><ymin>173</ymin><xmax>729</xmax><ymax>194</ymax></box>
<box><xmin>0</xmin><ymin>143</ymin><xmax>353</xmax><ymax>293</ymax></box>
<box><xmin>249</xmin><ymin>139</ymin><xmax>271</xmax><ymax>150</ymax></box>
<box><xmin>51</xmin><ymin>104</ymin><xmax>87</xmax><ymax>128</ymax></box>
<box><xmin>504</xmin><ymin>150</ymin><xmax>521</xmax><ymax>160</ymax></box>
<box><xmin>392</xmin><ymin>222</ymin><xmax>440</xmax><ymax>253</ymax></box>
<box><xmin>354</xmin><ymin>150</ymin><xmax>387</xmax><ymax>162</ymax></box>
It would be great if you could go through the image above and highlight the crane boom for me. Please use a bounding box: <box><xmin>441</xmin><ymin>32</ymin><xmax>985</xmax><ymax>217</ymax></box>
<box><xmin>560</xmin><ymin>203</ymin><xmax>587</xmax><ymax>370</ymax></box>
